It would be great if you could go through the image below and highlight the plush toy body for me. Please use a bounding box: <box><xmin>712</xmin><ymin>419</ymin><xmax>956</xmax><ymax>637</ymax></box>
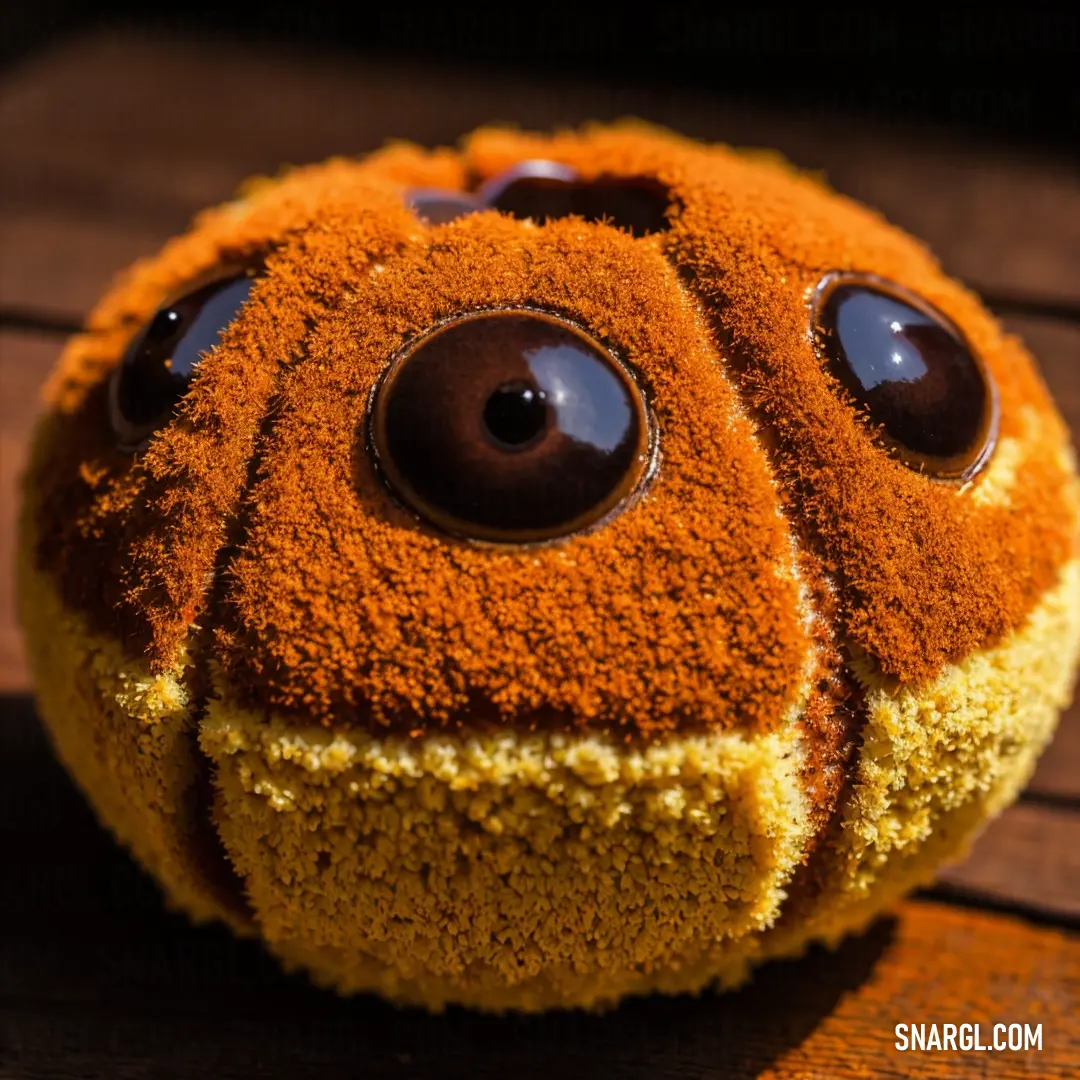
<box><xmin>18</xmin><ymin>124</ymin><xmax>1080</xmax><ymax>1011</ymax></box>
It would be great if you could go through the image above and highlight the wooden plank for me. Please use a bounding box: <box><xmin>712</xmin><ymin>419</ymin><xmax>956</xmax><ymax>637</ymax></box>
<box><xmin>1005</xmin><ymin>317</ymin><xmax>1080</xmax><ymax>451</ymax></box>
<box><xmin>0</xmin><ymin>702</ymin><xmax>1076</xmax><ymax>1079</ymax></box>
<box><xmin>3</xmin><ymin>906</ymin><xmax>1074</xmax><ymax>1080</ymax></box>
<box><xmin>1031</xmin><ymin>707</ymin><xmax>1080</xmax><ymax>802</ymax></box>
<box><xmin>2</xmin><ymin>29</ymin><xmax>1080</xmax><ymax>319</ymax></box>
<box><xmin>0</xmin><ymin>212</ymin><xmax>169</xmax><ymax>318</ymax></box>
<box><xmin>938</xmin><ymin>803</ymin><xmax>1080</xmax><ymax>920</ymax></box>
<box><xmin>1031</xmin><ymin>695</ymin><xmax>1080</xmax><ymax>801</ymax></box>
<box><xmin>0</xmin><ymin>333</ymin><xmax>58</xmax><ymax>692</ymax></box>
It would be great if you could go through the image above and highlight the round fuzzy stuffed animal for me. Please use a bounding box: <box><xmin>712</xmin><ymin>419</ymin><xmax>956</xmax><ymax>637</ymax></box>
<box><xmin>18</xmin><ymin>123</ymin><xmax>1080</xmax><ymax>1012</ymax></box>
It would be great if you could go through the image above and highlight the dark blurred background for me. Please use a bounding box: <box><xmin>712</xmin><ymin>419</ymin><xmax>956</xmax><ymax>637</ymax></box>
<box><xmin>3</xmin><ymin>3</ymin><xmax>1079</xmax><ymax>156</ymax></box>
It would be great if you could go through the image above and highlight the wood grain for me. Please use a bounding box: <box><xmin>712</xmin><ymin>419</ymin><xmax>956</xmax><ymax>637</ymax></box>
<box><xmin>1</xmin><ymin>701</ymin><xmax>1077</xmax><ymax>1080</ymax></box>
<box><xmin>5</xmin><ymin>906</ymin><xmax>1075</xmax><ymax>1080</ymax></box>
<box><xmin>938</xmin><ymin>803</ymin><xmax>1080</xmax><ymax>920</ymax></box>
<box><xmin>0</xmin><ymin>212</ymin><xmax>167</xmax><ymax>319</ymax></box>
<box><xmin>2</xmin><ymin>29</ymin><xmax>1080</xmax><ymax>317</ymax></box>
<box><xmin>1004</xmin><ymin>317</ymin><xmax>1080</xmax><ymax>451</ymax></box>
<box><xmin>1030</xmin><ymin>713</ymin><xmax>1080</xmax><ymax>803</ymax></box>
<box><xmin>0</xmin><ymin>333</ymin><xmax>57</xmax><ymax>693</ymax></box>
<box><xmin>0</xmin><ymin>338</ymin><xmax>45</xmax><ymax>689</ymax></box>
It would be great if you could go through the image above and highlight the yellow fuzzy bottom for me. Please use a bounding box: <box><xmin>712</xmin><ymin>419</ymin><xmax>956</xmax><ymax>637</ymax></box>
<box><xmin>760</xmin><ymin>560</ymin><xmax>1080</xmax><ymax>962</ymax></box>
<box><xmin>17</xmin><ymin>547</ymin><xmax>1080</xmax><ymax>1011</ymax></box>
<box><xmin>15</xmin><ymin>547</ymin><xmax>254</xmax><ymax>935</ymax></box>
<box><xmin>200</xmin><ymin>696</ymin><xmax>811</xmax><ymax>1011</ymax></box>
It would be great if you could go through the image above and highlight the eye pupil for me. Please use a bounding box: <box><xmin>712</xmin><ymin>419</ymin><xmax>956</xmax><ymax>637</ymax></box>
<box><xmin>147</xmin><ymin>307</ymin><xmax>183</xmax><ymax>343</ymax></box>
<box><xmin>814</xmin><ymin>276</ymin><xmax>997</xmax><ymax>479</ymax></box>
<box><xmin>482</xmin><ymin>380</ymin><xmax>549</xmax><ymax>449</ymax></box>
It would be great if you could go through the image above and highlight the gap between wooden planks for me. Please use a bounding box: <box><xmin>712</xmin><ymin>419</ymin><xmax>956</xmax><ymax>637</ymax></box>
<box><xmin>3</xmin><ymin>899</ymin><xmax>1076</xmax><ymax>1079</ymax></box>
<box><xmin>2</xmin><ymin>29</ymin><xmax>1080</xmax><ymax>315</ymax></box>
<box><xmin>0</xmin><ymin>698</ymin><xmax>1078</xmax><ymax>1080</ymax></box>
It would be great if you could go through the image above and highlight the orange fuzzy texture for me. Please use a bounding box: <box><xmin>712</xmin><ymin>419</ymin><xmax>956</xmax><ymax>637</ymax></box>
<box><xmin>30</xmin><ymin>122</ymin><xmax>1077</xmax><ymax>744</ymax></box>
<box><xmin>20</xmin><ymin>122</ymin><xmax>1080</xmax><ymax>1014</ymax></box>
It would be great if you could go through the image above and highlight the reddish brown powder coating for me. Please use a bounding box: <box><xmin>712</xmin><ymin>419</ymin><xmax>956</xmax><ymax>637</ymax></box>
<box><xmin>465</xmin><ymin>126</ymin><xmax>1078</xmax><ymax>682</ymax></box>
<box><xmin>30</xmin><ymin>124</ymin><xmax>1078</xmax><ymax>751</ymax></box>
<box><xmin>33</xmin><ymin>162</ymin><xmax>436</xmax><ymax>660</ymax></box>
<box><xmin>216</xmin><ymin>213</ymin><xmax>809</xmax><ymax>733</ymax></box>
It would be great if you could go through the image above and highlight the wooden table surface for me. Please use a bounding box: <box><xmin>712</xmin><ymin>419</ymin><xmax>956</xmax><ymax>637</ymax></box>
<box><xmin>2</xmin><ymin>29</ymin><xmax>1079</xmax><ymax>1080</ymax></box>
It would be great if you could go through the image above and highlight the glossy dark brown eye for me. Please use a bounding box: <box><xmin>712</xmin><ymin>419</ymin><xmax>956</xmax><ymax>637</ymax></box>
<box><xmin>483</xmin><ymin>162</ymin><xmax>672</xmax><ymax>237</ymax></box>
<box><xmin>812</xmin><ymin>274</ymin><xmax>998</xmax><ymax>480</ymax></box>
<box><xmin>369</xmin><ymin>310</ymin><xmax>653</xmax><ymax>542</ymax></box>
<box><xmin>109</xmin><ymin>272</ymin><xmax>259</xmax><ymax>450</ymax></box>
<box><xmin>405</xmin><ymin>160</ymin><xmax>673</xmax><ymax>236</ymax></box>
